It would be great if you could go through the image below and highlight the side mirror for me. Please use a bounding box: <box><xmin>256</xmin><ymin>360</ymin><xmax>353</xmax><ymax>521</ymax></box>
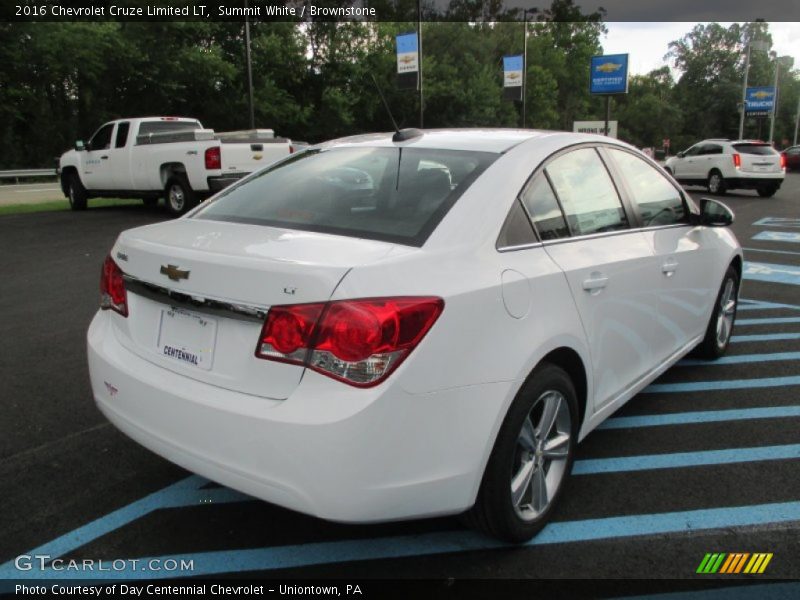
<box><xmin>696</xmin><ymin>197</ymin><xmax>734</xmax><ymax>227</ymax></box>
<box><xmin>74</xmin><ymin>140</ymin><xmax>86</xmax><ymax>151</ymax></box>
<box><xmin>676</xmin><ymin>151</ymin><xmax>685</xmax><ymax>158</ymax></box>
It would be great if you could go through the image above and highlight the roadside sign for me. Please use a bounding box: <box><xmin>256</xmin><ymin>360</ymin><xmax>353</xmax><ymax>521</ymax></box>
<box><xmin>590</xmin><ymin>54</ymin><xmax>629</xmax><ymax>95</ymax></box>
<box><xmin>745</xmin><ymin>86</ymin><xmax>775</xmax><ymax>117</ymax></box>
<box><xmin>573</xmin><ymin>120</ymin><xmax>618</xmax><ymax>138</ymax></box>
<box><xmin>396</xmin><ymin>32</ymin><xmax>419</xmax><ymax>90</ymax></box>
<box><xmin>503</xmin><ymin>55</ymin><xmax>523</xmax><ymax>100</ymax></box>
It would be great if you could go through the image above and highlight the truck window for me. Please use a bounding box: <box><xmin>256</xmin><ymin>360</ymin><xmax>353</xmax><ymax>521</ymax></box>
<box><xmin>89</xmin><ymin>124</ymin><xmax>114</xmax><ymax>151</ymax></box>
<box><xmin>115</xmin><ymin>122</ymin><xmax>130</xmax><ymax>148</ymax></box>
<box><xmin>137</xmin><ymin>120</ymin><xmax>201</xmax><ymax>136</ymax></box>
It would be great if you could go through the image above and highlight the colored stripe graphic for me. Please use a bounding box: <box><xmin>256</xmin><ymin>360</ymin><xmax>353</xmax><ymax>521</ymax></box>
<box><xmin>752</xmin><ymin>231</ymin><xmax>800</xmax><ymax>243</ymax></box>
<box><xmin>743</xmin><ymin>261</ymin><xmax>800</xmax><ymax>286</ymax></box>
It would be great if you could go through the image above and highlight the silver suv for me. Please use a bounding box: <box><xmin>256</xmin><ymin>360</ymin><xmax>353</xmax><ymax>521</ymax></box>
<box><xmin>665</xmin><ymin>139</ymin><xmax>785</xmax><ymax>197</ymax></box>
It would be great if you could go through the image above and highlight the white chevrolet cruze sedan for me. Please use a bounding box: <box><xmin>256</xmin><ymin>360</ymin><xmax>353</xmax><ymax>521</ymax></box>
<box><xmin>88</xmin><ymin>129</ymin><xmax>742</xmax><ymax>542</ymax></box>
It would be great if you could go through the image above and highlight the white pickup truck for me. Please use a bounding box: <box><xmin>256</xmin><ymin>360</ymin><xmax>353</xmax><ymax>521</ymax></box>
<box><xmin>58</xmin><ymin>117</ymin><xmax>293</xmax><ymax>214</ymax></box>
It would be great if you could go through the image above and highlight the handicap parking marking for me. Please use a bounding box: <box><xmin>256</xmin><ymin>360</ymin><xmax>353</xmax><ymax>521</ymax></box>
<box><xmin>753</xmin><ymin>231</ymin><xmax>800</xmax><ymax>244</ymax></box>
<box><xmin>753</xmin><ymin>217</ymin><xmax>800</xmax><ymax>228</ymax></box>
<box><xmin>743</xmin><ymin>261</ymin><xmax>800</xmax><ymax>286</ymax></box>
<box><xmin>600</xmin><ymin>406</ymin><xmax>800</xmax><ymax>429</ymax></box>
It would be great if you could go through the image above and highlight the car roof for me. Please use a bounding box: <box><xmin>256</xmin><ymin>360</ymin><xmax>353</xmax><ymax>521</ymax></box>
<box><xmin>317</xmin><ymin>129</ymin><xmax>568</xmax><ymax>154</ymax></box>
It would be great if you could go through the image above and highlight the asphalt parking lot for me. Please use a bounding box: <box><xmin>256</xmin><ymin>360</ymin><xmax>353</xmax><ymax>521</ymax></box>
<box><xmin>1</xmin><ymin>174</ymin><xmax>799</xmax><ymax>594</ymax></box>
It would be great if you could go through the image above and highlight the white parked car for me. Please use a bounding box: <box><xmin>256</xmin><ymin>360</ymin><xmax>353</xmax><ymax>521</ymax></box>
<box><xmin>88</xmin><ymin>129</ymin><xmax>742</xmax><ymax>542</ymax></box>
<box><xmin>664</xmin><ymin>139</ymin><xmax>785</xmax><ymax>197</ymax></box>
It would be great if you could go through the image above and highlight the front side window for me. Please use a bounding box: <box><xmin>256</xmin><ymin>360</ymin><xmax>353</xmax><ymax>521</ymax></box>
<box><xmin>89</xmin><ymin>124</ymin><xmax>114</xmax><ymax>150</ymax></box>
<box><xmin>195</xmin><ymin>147</ymin><xmax>497</xmax><ymax>246</ymax></box>
<box><xmin>608</xmin><ymin>148</ymin><xmax>686</xmax><ymax>227</ymax></box>
<box><xmin>545</xmin><ymin>148</ymin><xmax>629</xmax><ymax>236</ymax></box>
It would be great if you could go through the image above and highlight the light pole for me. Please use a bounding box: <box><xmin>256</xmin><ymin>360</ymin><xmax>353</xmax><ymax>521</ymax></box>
<box><xmin>768</xmin><ymin>54</ymin><xmax>793</xmax><ymax>145</ymax></box>
<box><xmin>794</xmin><ymin>96</ymin><xmax>800</xmax><ymax>146</ymax></box>
<box><xmin>244</xmin><ymin>0</ymin><xmax>255</xmax><ymax>129</ymax></box>
<box><xmin>738</xmin><ymin>39</ymin><xmax>768</xmax><ymax>140</ymax></box>
<box><xmin>522</xmin><ymin>9</ymin><xmax>528</xmax><ymax>128</ymax></box>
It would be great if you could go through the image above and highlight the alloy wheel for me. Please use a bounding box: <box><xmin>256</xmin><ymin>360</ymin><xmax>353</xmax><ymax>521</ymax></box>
<box><xmin>511</xmin><ymin>390</ymin><xmax>571</xmax><ymax>521</ymax></box>
<box><xmin>716</xmin><ymin>278</ymin><xmax>736</xmax><ymax>348</ymax></box>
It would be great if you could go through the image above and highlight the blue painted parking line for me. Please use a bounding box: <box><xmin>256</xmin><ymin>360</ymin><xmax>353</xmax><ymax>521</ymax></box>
<box><xmin>679</xmin><ymin>352</ymin><xmax>800</xmax><ymax>366</ymax></box>
<box><xmin>737</xmin><ymin>298</ymin><xmax>800</xmax><ymax>311</ymax></box>
<box><xmin>753</xmin><ymin>217</ymin><xmax>800</xmax><ymax>228</ymax></box>
<box><xmin>15</xmin><ymin>501</ymin><xmax>800</xmax><ymax>579</ymax></box>
<box><xmin>0</xmin><ymin>475</ymin><xmax>248</xmax><ymax>577</ymax></box>
<box><xmin>646</xmin><ymin>375</ymin><xmax>800</xmax><ymax>393</ymax></box>
<box><xmin>731</xmin><ymin>332</ymin><xmax>800</xmax><ymax>343</ymax></box>
<box><xmin>599</xmin><ymin>406</ymin><xmax>800</xmax><ymax>430</ymax></box>
<box><xmin>572</xmin><ymin>444</ymin><xmax>800</xmax><ymax>475</ymax></box>
<box><xmin>736</xmin><ymin>317</ymin><xmax>800</xmax><ymax>325</ymax></box>
<box><xmin>753</xmin><ymin>231</ymin><xmax>800</xmax><ymax>243</ymax></box>
<box><xmin>743</xmin><ymin>261</ymin><xmax>800</xmax><ymax>286</ymax></box>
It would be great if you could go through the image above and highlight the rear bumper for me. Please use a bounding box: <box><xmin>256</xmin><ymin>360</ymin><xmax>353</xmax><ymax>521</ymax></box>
<box><xmin>725</xmin><ymin>174</ymin><xmax>784</xmax><ymax>189</ymax></box>
<box><xmin>207</xmin><ymin>173</ymin><xmax>248</xmax><ymax>193</ymax></box>
<box><xmin>87</xmin><ymin>311</ymin><xmax>511</xmax><ymax>523</ymax></box>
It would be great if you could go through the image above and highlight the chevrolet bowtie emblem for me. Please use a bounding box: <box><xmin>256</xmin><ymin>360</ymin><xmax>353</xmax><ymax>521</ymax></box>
<box><xmin>160</xmin><ymin>264</ymin><xmax>190</xmax><ymax>281</ymax></box>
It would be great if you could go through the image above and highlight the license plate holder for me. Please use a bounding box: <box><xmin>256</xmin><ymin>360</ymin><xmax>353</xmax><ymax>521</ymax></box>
<box><xmin>157</xmin><ymin>307</ymin><xmax>218</xmax><ymax>371</ymax></box>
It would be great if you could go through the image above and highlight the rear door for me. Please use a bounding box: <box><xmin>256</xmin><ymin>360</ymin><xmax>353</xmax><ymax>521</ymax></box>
<box><xmin>110</xmin><ymin>121</ymin><xmax>132</xmax><ymax>189</ymax></box>
<box><xmin>525</xmin><ymin>147</ymin><xmax>663</xmax><ymax>412</ymax></box>
<box><xmin>733</xmin><ymin>142</ymin><xmax>783</xmax><ymax>174</ymax></box>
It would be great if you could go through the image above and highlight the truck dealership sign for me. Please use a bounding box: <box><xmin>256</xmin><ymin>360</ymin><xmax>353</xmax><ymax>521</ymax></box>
<box><xmin>590</xmin><ymin>54</ymin><xmax>629</xmax><ymax>95</ymax></box>
<box><xmin>745</xmin><ymin>86</ymin><xmax>775</xmax><ymax>116</ymax></box>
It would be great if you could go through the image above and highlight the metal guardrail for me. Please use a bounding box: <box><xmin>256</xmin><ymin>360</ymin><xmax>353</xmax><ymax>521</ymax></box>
<box><xmin>0</xmin><ymin>168</ymin><xmax>58</xmax><ymax>183</ymax></box>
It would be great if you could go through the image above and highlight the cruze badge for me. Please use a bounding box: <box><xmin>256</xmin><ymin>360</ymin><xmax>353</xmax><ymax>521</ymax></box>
<box><xmin>160</xmin><ymin>264</ymin><xmax>190</xmax><ymax>281</ymax></box>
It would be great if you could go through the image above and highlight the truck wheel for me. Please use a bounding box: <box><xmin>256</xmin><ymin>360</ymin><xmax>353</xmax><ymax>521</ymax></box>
<box><xmin>67</xmin><ymin>173</ymin><xmax>88</xmax><ymax>211</ymax></box>
<box><xmin>165</xmin><ymin>176</ymin><xmax>195</xmax><ymax>215</ymax></box>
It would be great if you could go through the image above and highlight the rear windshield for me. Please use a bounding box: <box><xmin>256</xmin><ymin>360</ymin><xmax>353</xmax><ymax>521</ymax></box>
<box><xmin>193</xmin><ymin>146</ymin><xmax>497</xmax><ymax>246</ymax></box>
<box><xmin>733</xmin><ymin>143</ymin><xmax>777</xmax><ymax>156</ymax></box>
<box><xmin>138</xmin><ymin>120</ymin><xmax>201</xmax><ymax>135</ymax></box>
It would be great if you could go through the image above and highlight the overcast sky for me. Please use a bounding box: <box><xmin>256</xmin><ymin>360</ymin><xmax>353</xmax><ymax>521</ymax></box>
<box><xmin>602</xmin><ymin>22</ymin><xmax>800</xmax><ymax>76</ymax></box>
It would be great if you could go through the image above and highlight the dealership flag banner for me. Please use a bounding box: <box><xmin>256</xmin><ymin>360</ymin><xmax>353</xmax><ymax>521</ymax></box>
<box><xmin>590</xmin><ymin>54</ymin><xmax>629</xmax><ymax>95</ymax></box>
<box><xmin>503</xmin><ymin>55</ymin><xmax>523</xmax><ymax>100</ymax></box>
<box><xmin>745</xmin><ymin>86</ymin><xmax>776</xmax><ymax>117</ymax></box>
<box><xmin>396</xmin><ymin>32</ymin><xmax>419</xmax><ymax>90</ymax></box>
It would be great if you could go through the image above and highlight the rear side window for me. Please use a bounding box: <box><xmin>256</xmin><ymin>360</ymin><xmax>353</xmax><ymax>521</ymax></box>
<box><xmin>701</xmin><ymin>144</ymin><xmax>723</xmax><ymax>155</ymax></box>
<box><xmin>545</xmin><ymin>148</ymin><xmax>629</xmax><ymax>236</ymax></box>
<box><xmin>115</xmin><ymin>122</ymin><xmax>130</xmax><ymax>148</ymax></box>
<box><xmin>195</xmin><ymin>147</ymin><xmax>497</xmax><ymax>246</ymax></box>
<box><xmin>733</xmin><ymin>143</ymin><xmax>777</xmax><ymax>156</ymax></box>
<box><xmin>137</xmin><ymin>120</ymin><xmax>201</xmax><ymax>136</ymax></box>
<box><xmin>521</xmin><ymin>175</ymin><xmax>569</xmax><ymax>240</ymax></box>
<box><xmin>497</xmin><ymin>200</ymin><xmax>537</xmax><ymax>248</ymax></box>
<box><xmin>607</xmin><ymin>149</ymin><xmax>686</xmax><ymax>227</ymax></box>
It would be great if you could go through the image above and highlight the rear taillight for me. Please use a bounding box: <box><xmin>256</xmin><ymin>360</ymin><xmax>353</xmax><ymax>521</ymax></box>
<box><xmin>100</xmin><ymin>255</ymin><xmax>127</xmax><ymax>317</ymax></box>
<box><xmin>780</xmin><ymin>153</ymin><xmax>787</xmax><ymax>170</ymax></box>
<box><xmin>733</xmin><ymin>153</ymin><xmax>741</xmax><ymax>169</ymax></box>
<box><xmin>205</xmin><ymin>146</ymin><xmax>221</xmax><ymax>170</ymax></box>
<box><xmin>256</xmin><ymin>297</ymin><xmax>444</xmax><ymax>387</ymax></box>
<box><xmin>289</xmin><ymin>145</ymin><xmax>294</xmax><ymax>154</ymax></box>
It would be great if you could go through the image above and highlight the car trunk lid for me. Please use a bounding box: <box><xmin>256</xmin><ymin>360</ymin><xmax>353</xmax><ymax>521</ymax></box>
<box><xmin>734</xmin><ymin>143</ymin><xmax>783</xmax><ymax>173</ymax></box>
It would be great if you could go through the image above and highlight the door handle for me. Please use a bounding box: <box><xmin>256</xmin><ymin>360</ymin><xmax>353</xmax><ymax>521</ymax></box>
<box><xmin>100</xmin><ymin>155</ymin><xmax>109</xmax><ymax>160</ymax></box>
<box><xmin>582</xmin><ymin>274</ymin><xmax>609</xmax><ymax>292</ymax></box>
<box><xmin>662</xmin><ymin>259</ymin><xmax>679</xmax><ymax>276</ymax></box>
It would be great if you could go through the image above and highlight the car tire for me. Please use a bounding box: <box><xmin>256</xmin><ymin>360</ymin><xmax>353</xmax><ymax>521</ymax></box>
<box><xmin>165</xmin><ymin>175</ymin><xmax>196</xmax><ymax>216</ymax></box>
<box><xmin>694</xmin><ymin>265</ymin><xmax>739</xmax><ymax>360</ymax></box>
<box><xmin>464</xmin><ymin>363</ymin><xmax>578</xmax><ymax>543</ymax></box>
<box><xmin>66</xmin><ymin>173</ymin><xmax>88</xmax><ymax>211</ymax></box>
<box><xmin>143</xmin><ymin>197</ymin><xmax>159</xmax><ymax>208</ymax></box>
<box><xmin>757</xmin><ymin>185</ymin><xmax>778</xmax><ymax>198</ymax></box>
<box><xmin>707</xmin><ymin>170</ymin><xmax>726</xmax><ymax>195</ymax></box>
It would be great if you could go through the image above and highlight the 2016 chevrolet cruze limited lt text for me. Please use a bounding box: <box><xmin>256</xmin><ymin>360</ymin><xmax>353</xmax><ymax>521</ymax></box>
<box><xmin>88</xmin><ymin>129</ymin><xmax>742</xmax><ymax>542</ymax></box>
